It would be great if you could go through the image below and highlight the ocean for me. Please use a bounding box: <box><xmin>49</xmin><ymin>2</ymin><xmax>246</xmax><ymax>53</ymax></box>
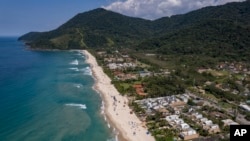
<box><xmin>0</xmin><ymin>37</ymin><xmax>114</xmax><ymax>141</ymax></box>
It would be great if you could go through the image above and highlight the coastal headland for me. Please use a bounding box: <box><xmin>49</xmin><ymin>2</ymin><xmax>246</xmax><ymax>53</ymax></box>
<box><xmin>82</xmin><ymin>50</ymin><xmax>155</xmax><ymax>141</ymax></box>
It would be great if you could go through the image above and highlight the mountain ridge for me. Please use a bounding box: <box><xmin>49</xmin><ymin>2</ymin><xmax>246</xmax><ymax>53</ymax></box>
<box><xmin>19</xmin><ymin>0</ymin><xmax>250</xmax><ymax>57</ymax></box>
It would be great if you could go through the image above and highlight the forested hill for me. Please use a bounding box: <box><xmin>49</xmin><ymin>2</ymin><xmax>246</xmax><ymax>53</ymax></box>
<box><xmin>18</xmin><ymin>8</ymin><xmax>153</xmax><ymax>49</ymax></box>
<box><xmin>138</xmin><ymin>0</ymin><xmax>250</xmax><ymax>61</ymax></box>
<box><xmin>19</xmin><ymin>0</ymin><xmax>249</xmax><ymax>54</ymax></box>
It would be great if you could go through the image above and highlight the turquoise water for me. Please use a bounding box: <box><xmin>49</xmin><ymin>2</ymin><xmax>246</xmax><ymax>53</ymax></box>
<box><xmin>0</xmin><ymin>37</ymin><xmax>113</xmax><ymax>141</ymax></box>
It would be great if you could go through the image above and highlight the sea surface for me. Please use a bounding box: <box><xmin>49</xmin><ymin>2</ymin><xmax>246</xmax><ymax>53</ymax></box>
<box><xmin>0</xmin><ymin>37</ymin><xmax>114</xmax><ymax>141</ymax></box>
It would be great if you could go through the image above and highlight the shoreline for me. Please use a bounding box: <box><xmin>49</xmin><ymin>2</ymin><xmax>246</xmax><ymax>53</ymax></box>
<box><xmin>82</xmin><ymin>50</ymin><xmax>155</xmax><ymax>141</ymax></box>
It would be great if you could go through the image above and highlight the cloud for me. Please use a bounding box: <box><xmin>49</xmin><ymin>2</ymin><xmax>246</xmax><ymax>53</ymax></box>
<box><xmin>103</xmin><ymin>0</ymin><xmax>246</xmax><ymax>20</ymax></box>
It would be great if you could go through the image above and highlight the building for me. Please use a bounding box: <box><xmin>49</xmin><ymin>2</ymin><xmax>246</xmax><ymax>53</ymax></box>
<box><xmin>107</xmin><ymin>63</ymin><xmax>117</xmax><ymax>70</ymax></box>
<box><xmin>240</xmin><ymin>104</ymin><xmax>250</xmax><ymax>112</ymax></box>
<box><xmin>180</xmin><ymin>129</ymin><xmax>199</xmax><ymax>140</ymax></box>
<box><xmin>221</xmin><ymin>119</ymin><xmax>239</xmax><ymax>126</ymax></box>
<box><xmin>209</xmin><ymin>124</ymin><xmax>220</xmax><ymax>133</ymax></box>
<box><xmin>200</xmin><ymin>118</ymin><xmax>208</xmax><ymax>123</ymax></box>
<box><xmin>133</xmin><ymin>84</ymin><xmax>147</xmax><ymax>96</ymax></box>
<box><xmin>179</xmin><ymin>123</ymin><xmax>190</xmax><ymax>130</ymax></box>
<box><xmin>166</xmin><ymin>115</ymin><xmax>179</xmax><ymax>122</ymax></box>
<box><xmin>139</xmin><ymin>71</ymin><xmax>151</xmax><ymax>77</ymax></box>
<box><xmin>192</xmin><ymin>113</ymin><xmax>203</xmax><ymax>120</ymax></box>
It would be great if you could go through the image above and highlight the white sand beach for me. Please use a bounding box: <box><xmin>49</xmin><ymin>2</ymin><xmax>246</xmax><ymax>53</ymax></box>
<box><xmin>82</xmin><ymin>50</ymin><xmax>155</xmax><ymax>141</ymax></box>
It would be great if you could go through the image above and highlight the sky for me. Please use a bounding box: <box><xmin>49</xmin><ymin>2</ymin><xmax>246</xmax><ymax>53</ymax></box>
<box><xmin>0</xmin><ymin>0</ymin><xmax>245</xmax><ymax>36</ymax></box>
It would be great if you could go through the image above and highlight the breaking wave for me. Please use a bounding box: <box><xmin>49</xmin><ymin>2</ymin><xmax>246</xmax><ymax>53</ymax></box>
<box><xmin>74</xmin><ymin>84</ymin><xmax>82</xmax><ymax>88</ymax></box>
<box><xmin>81</xmin><ymin>66</ymin><xmax>92</xmax><ymax>76</ymax></box>
<box><xmin>65</xmin><ymin>103</ymin><xmax>87</xmax><ymax>109</ymax></box>
<box><xmin>70</xmin><ymin>59</ymin><xmax>79</xmax><ymax>65</ymax></box>
<box><xmin>106</xmin><ymin>134</ymin><xmax>118</xmax><ymax>141</ymax></box>
<box><xmin>68</xmin><ymin>66</ymin><xmax>91</xmax><ymax>75</ymax></box>
<box><xmin>69</xmin><ymin>67</ymin><xmax>79</xmax><ymax>71</ymax></box>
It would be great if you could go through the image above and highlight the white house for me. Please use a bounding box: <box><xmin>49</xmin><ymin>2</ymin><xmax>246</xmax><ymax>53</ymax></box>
<box><xmin>204</xmin><ymin>120</ymin><xmax>213</xmax><ymax>126</ymax></box>
<box><xmin>166</xmin><ymin>115</ymin><xmax>179</xmax><ymax>122</ymax></box>
<box><xmin>180</xmin><ymin>123</ymin><xmax>190</xmax><ymax>130</ymax></box>
<box><xmin>107</xmin><ymin>63</ymin><xmax>117</xmax><ymax>70</ymax></box>
<box><xmin>200</xmin><ymin>118</ymin><xmax>208</xmax><ymax>122</ymax></box>
<box><xmin>195</xmin><ymin>114</ymin><xmax>203</xmax><ymax>119</ymax></box>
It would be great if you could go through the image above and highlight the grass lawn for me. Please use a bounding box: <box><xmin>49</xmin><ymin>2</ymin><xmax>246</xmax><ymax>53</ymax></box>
<box><xmin>132</xmin><ymin>52</ymin><xmax>171</xmax><ymax>68</ymax></box>
<box><xmin>120</xmin><ymin>83</ymin><xmax>130</xmax><ymax>90</ymax></box>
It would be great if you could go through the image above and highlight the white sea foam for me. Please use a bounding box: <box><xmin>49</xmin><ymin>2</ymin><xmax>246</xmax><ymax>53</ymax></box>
<box><xmin>70</xmin><ymin>59</ymin><xmax>79</xmax><ymax>65</ymax></box>
<box><xmin>107</xmin><ymin>123</ymin><xmax>111</xmax><ymax>128</ymax></box>
<box><xmin>101</xmin><ymin>110</ymin><xmax>104</xmax><ymax>114</ymax></box>
<box><xmin>101</xmin><ymin>101</ymin><xmax>105</xmax><ymax>114</ymax></box>
<box><xmin>65</xmin><ymin>103</ymin><xmax>87</xmax><ymax>109</ymax></box>
<box><xmin>81</xmin><ymin>66</ymin><xmax>92</xmax><ymax>75</ymax></box>
<box><xmin>107</xmin><ymin>135</ymin><xmax>118</xmax><ymax>141</ymax></box>
<box><xmin>101</xmin><ymin>101</ymin><xmax>105</xmax><ymax>109</ymax></box>
<box><xmin>74</xmin><ymin>84</ymin><xmax>82</xmax><ymax>88</ymax></box>
<box><xmin>69</xmin><ymin>67</ymin><xmax>79</xmax><ymax>71</ymax></box>
<box><xmin>74</xmin><ymin>50</ymin><xmax>84</xmax><ymax>57</ymax></box>
<box><xmin>115</xmin><ymin>135</ymin><xmax>118</xmax><ymax>141</ymax></box>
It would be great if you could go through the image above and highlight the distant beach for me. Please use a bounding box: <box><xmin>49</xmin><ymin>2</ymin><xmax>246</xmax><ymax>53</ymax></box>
<box><xmin>82</xmin><ymin>50</ymin><xmax>155</xmax><ymax>141</ymax></box>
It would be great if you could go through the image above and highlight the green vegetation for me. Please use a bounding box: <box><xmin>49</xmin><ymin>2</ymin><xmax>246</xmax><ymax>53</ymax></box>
<box><xmin>18</xmin><ymin>1</ymin><xmax>250</xmax><ymax>139</ymax></box>
<box><xmin>19</xmin><ymin>1</ymin><xmax>250</xmax><ymax>65</ymax></box>
<box><xmin>143</xmin><ymin>75</ymin><xmax>185</xmax><ymax>97</ymax></box>
<box><xmin>19</xmin><ymin>8</ymin><xmax>153</xmax><ymax>49</ymax></box>
<box><xmin>204</xmin><ymin>84</ymin><xmax>244</xmax><ymax>102</ymax></box>
<box><xmin>146</xmin><ymin>112</ymin><xmax>176</xmax><ymax>141</ymax></box>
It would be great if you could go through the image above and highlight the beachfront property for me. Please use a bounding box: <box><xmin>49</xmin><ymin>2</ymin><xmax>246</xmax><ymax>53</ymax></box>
<box><xmin>107</xmin><ymin>62</ymin><xmax>137</xmax><ymax>70</ymax></box>
<box><xmin>94</xmin><ymin>49</ymin><xmax>248</xmax><ymax>140</ymax></box>
<box><xmin>166</xmin><ymin>115</ymin><xmax>199</xmax><ymax>140</ymax></box>
<box><xmin>135</xmin><ymin>94</ymin><xmax>189</xmax><ymax>114</ymax></box>
<box><xmin>113</xmin><ymin>71</ymin><xmax>138</xmax><ymax>81</ymax></box>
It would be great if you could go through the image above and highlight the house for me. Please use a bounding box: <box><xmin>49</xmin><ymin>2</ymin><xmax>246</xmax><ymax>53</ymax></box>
<box><xmin>133</xmin><ymin>84</ymin><xmax>147</xmax><ymax>96</ymax></box>
<box><xmin>209</xmin><ymin>124</ymin><xmax>220</xmax><ymax>133</ymax></box>
<box><xmin>221</xmin><ymin>119</ymin><xmax>239</xmax><ymax>126</ymax></box>
<box><xmin>240</xmin><ymin>104</ymin><xmax>250</xmax><ymax>112</ymax></box>
<box><xmin>180</xmin><ymin>129</ymin><xmax>199</xmax><ymax>140</ymax></box>
<box><xmin>194</xmin><ymin>114</ymin><xmax>203</xmax><ymax>120</ymax></box>
<box><xmin>179</xmin><ymin>123</ymin><xmax>190</xmax><ymax>130</ymax></box>
<box><xmin>200</xmin><ymin>118</ymin><xmax>208</xmax><ymax>123</ymax></box>
<box><xmin>139</xmin><ymin>71</ymin><xmax>151</xmax><ymax>77</ymax></box>
<box><xmin>203</xmin><ymin>120</ymin><xmax>213</xmax><ymax>126</ymax></box>
<box><xmin>157</xmin><ymin>108</ymin><xmax>169</xmax><ymax>116</ymax></box>
<box><xmin>170</xmin><ymin>101</ymin><xmax>186</xmax><ymax>107</ymax></box>
<box><xmin>179</xmin><ymin>95</ymin><xmax>189</xmax><ymax>103</ymax></box>
<box><xmin>122</xmin><ymin>54</ymin><xmax>129</xmax><ymax>58</ymax></box>
<box><xmin>174</xmin><ymin>119</ymin><xmax>184</xmax><ymax>125</ymax></box>
<box><xmin>114</xmin><ymin>71</ymin><xmax>125</xmax><ymax>80</ymax></box>
<box><xmin>166</xmin><ymin>115</ymin><xmax>179</xmax><ymax>122</ymax></box>
<box><xmin>107</xmin><ymin>63</ymin><xmax>117</xmax><ymax>70</ymax></box>
<box><xmin>104</xmin><ymin>57</ymin><xmax>116</xmax><ymax>63</ymax></box>
<box><xmin>97</xmin><ymin>51</ymin><xmax>106</xmax><ymax>56</ymax></box>
<box><xmin>116</xmin><ymin>58</ymin><xmax>124</xmax><ymax>62</ymax></box>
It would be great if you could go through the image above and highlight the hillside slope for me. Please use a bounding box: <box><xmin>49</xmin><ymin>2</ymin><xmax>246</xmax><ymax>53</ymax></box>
<box><xmin>19</xmin><ymin>8</ymin><xmax>152</xmax><ymax>49</ymax></box>
<box><xmin>19</xmin><ymin>0</ymin><xmax>250</xmax><ymax>57</ymax></box>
